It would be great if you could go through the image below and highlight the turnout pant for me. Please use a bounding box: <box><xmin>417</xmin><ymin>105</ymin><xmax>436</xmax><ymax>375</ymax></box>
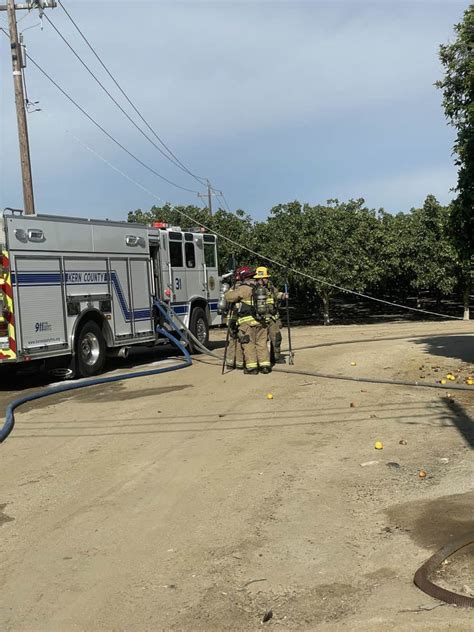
<box><xmin>267</xmin><ymin>318</ymin><xmax>282</xmax><ymax>362</ymax></box>
<box><xmin>240</xmin><ymin>323</ymin><xmax>271</xmax><ymax>370</ymax></box>
<box><xmin>226</xmin><ymin>334</ymin><xmax>244</xmax><ymax>369</ymax></box>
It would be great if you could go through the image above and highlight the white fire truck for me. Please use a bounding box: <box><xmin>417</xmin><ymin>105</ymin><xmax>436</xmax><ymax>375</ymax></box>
<box><xmin>0</xmin><ymin>209</ymin><xmax>220</xmax><ymax>377</ymax></box>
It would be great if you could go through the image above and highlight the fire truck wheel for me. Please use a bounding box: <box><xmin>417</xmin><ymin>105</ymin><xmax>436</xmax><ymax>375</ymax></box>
<box><xmin>76</xmin><ymin>321</ymin><xmax>107</xmax><ymax>377</ymax></box>
<box><xmin>189</xmin><ymin>306</ymin><xmax>209</xmax><ymax>353</ymax></box>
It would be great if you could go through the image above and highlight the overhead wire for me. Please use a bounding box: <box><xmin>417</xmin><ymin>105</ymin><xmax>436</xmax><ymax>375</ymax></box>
<box><xmin>56</xmin><ymin>0</ymin><xmax>207</xmax><ymax>186</ymax></box>
<box><xmin>26</xmin><ymin>54</ymin><xmax>200</xmax><ymax>193</ymax></box>
<box><xmin>56</xmin><ymin>1</ymin><xmax>234</xmax><ymax>206</ymax></box>
<box><xmin>53</xmin><ymin>124</ymin><xmax>464</xmax><ymax>322</ymax></box>
<box><xmin>215</xmin><ymin>195</ymin><xmax>224</xmax><ymax>211</ymax></box>
<box><xmin>2</xmin><ymin>17</ymin><xmax>232</xmax><ymax>215</ymax></box>
<box><xmin>214</xmin><ymin>193</ymin><xmax>228</xmax><ymax>212</ymax></box>
<box><xmin>156</xmin><ymin>219</ymin><xmax>467</xmax><ymax>320</ymax></box>
<box><xmin>0</xmin><ymin>25</ymin><xmax>200</xmax><ymax>196</ymax></box>
<box><xmin>0</xmin><ymin>32</ymin><xmax>462</xmax><ymax>322</ymax></box>
<box><xmin>39</xmin><ymin>15</ymin><xmax>201</xmax><ymax>195</ymax></box>
<box><xmin>65</xmin><ymin>127</ymin><xmax>166</xmax><ymax>205</ymax></box>
<box><xmin>218</xmin><ymin>191</ymin><xmax>233</xmax><ymax>213</ymax></box>
<box><xmin>21</xmin><ymin>48</ymin><xmax>41</xmax><ymax>113</ymax></box>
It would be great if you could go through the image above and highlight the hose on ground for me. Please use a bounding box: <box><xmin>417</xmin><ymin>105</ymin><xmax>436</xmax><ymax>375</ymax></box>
<box><xmin>191</xmin><ymin>323</ymin><xmax>474</xmax><ymax>608</ymax></box>
<box><xmin>2</xmin><ymin>306</ymin><xmax>473</xmax><ymax>608</ymax></box>
<box><xmin>193</xmin><ymin>336</ymin><xmax>474</xmax><ymax>394</ymax></box>
<box><xmin>164</xmin><ymin>307</ymin><xmax>221</xmax><ymax>360</ymax></box>
<box><xmin>0</xmin><ymin>303</ymin><xmax>191</xmax><ymax>444</ymax></box>
<box><xmin>271</xmin><ymin>365</ymin><xmax>474</xmax><ymax>392</ymax></box>
<box><xmin>414</xmin><ymin>532</ymin><xmax>474</xmax><ymax>607</ymax></box>
<box><xmin>181</xmin><ymin>312</ymin><xmax>474</xmax><ymax>393</ymax></box>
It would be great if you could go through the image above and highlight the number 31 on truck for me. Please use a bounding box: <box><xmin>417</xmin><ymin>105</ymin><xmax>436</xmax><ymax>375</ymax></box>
<box><xmin>0</xmin><ymin>209</ymin><xmax>220</xmax><ymax>377</ymax></box>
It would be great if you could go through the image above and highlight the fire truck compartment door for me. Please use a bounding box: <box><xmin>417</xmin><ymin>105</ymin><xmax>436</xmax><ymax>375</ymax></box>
<box><xmin>129</xmin><ymin>259</ymin><xmax>153</xmax><ymax>334</ymax></box>
<box><xmin>15</xmin><ymin>256</ymin><xmax>67</xmax><ymax>351</ymax></box>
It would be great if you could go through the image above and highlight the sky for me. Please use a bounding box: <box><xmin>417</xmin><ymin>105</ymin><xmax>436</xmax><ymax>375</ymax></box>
<box><xmin>0</xmin><ymin>0</ymin><xmax>467</xmax><ymax>221</ymax></box>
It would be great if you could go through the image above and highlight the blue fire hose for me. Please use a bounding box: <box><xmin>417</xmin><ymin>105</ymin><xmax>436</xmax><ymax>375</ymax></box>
<box><xmin>0</xmin><ymin>302</ymin><xmax>191</xmax><ymax>444</ymax></box>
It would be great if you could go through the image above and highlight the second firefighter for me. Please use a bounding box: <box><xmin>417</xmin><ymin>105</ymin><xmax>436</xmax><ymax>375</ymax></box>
<box><xmin>224</xmin><ymin>266</ymin><xmax>271</xmax><ymax>374</ymax></box>
<box><xmin>254</xmin><ymin>266</ymin><xmax>288</xmax><ymax>364</ymax></box>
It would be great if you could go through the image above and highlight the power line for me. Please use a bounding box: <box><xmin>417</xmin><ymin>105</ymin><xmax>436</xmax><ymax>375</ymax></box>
<box><xmin>57</xmin><ymin>0</ymin><xmax>207</xmax><ymax>187</ymax></box>
<box><xmin>218</xmin><ymin>192</ymin><xmax>232</xmax><ymax>213</ymax></box>
<box><xmin>24</xmin><ymin>53</ymin><xmax>198</xmax><ymax>194</ymax></box>
<box><xmin>215</xmin><ymin>194</ymin><xmax>225</xmax><ymax>211</ymax></box>
<box><xmin>5</xmin><ymin>31</ymin><xmax>452</xmax><ymax>323</ymax></box>
<box><xmin>56</xmin><ymin>123</ymin><xmax>463</xmax><ymax>322</ymax></box>
<box><xmin>0</xmin><ymin>26</ymin><xmax>201</xmax><ymax>196</ymax></box>
<box><xmin>65</xmin><ymin>126</ymin><xmax>166</xmax><ymax>206</ymax></box>
<box><xmin>1</xmin><ymin>24</ymin><xmax>240</xmax><ymax>220</ymax></box>
<box><xmin>42</xmin><ymin>12</ymin><xmax>200</xmax><ymax>195</ymax></box>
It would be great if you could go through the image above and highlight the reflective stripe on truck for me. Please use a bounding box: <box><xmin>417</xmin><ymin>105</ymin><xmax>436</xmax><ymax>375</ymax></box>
<box><xmin>0</xmin><ymin>250</ymin><xmax>17</xmax><ymax>361</ymax></box>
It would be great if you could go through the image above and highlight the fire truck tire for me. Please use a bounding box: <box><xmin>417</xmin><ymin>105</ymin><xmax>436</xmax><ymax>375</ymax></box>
<box><xmin>189</xmin><ymin>307</ymin><xmax>209</xmax><ymax>353</ymax></box>
<box><xmin>75</xmin><ymin>321</ymin><xmax>107</xmax><ymax>377</ymax></box>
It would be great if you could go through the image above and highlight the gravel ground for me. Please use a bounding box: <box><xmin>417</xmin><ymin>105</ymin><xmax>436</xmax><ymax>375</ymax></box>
<box><xmin>0</xmin><ymin>320</ymin><xmax>473</xmax><ymax>631</ymax></box>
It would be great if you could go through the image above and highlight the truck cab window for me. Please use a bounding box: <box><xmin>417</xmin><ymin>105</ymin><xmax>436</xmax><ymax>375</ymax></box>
<box><xmin>185</xmin><ymin>242</ymin><xmax>196</xmax><ymax>268</ymax></box>
<box><xmin>204</xmin><ymin>243</ymin><xmax>216</xmax><ymax>267</ymax></box>
<box><xmin>170</xmin><ymin>241</ymin><xmax>183</xmax><ymax>267</ymax></box>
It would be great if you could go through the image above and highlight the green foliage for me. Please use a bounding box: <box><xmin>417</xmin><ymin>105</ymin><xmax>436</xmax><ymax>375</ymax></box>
<box><xmin>126</xmin><ymin>8</ymin><xmax>473</xmax><ymax>321</ymax></box>
<box><xmin>128</xmin><ymin>203</ymin><xmax>256</xmax><ymax>273</ymax></box>
<box><xmin>128</xmin><ymin>203</ymin><xmax>210</xmax><ymax>231</ymax></box>
<box><xmin>407</xmin><ymin>196</ymin><xmax>459</xmax><ymax>294</ymax></box>
<box><xmin>377</xmin><ymin>196</ymin><xmax>459</xmax><ymax>297</ymax></box>
<box><xmin>257</xmin><ymin>199</ymin><xmax>384</xmax><ymax>322</ymax></box>
<box><xmin>128</xmin><ymin>195</ymin><xmax>466</xmax><ymax>322</ymax></box>
<box><xmin>436</xmin><ymin>4</ymin><xmax>474</xmax><ymax>312</ymax></box>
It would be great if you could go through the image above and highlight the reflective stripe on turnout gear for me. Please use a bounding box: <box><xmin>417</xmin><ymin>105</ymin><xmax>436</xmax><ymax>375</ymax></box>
<box><xmin>225</xmin><ymin>284</ymin><xmax>260</xmax><ymax>326</ymax></box>
<box><xmin>263</xmin><ymin>284</ymin><xmax>282</xmax><ymax>320</ymax></box>
<box><xmin>238</xmin><ymin>298</ymin><xmax>261</xmax><ymax>326</ymax></box>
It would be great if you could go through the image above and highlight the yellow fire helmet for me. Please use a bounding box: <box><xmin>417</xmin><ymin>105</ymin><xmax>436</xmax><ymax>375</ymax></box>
<box><xmin>254</xmin><ymin>266</ymin><xmax>270</xmax><ymax>279</ymax></box>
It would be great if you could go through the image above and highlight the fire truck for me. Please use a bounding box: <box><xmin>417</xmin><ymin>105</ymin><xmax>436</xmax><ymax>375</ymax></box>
<box><xmin>0</xmin><ymin>209</ymin><xmax>220</xmax><ymax>377</ymax></box>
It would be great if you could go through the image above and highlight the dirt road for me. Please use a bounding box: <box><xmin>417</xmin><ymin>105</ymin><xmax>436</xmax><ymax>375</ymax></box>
<box><xmin>1</xmin><ymin>321</ymin><xmax>473</xmax><ymax>631</ymax></box>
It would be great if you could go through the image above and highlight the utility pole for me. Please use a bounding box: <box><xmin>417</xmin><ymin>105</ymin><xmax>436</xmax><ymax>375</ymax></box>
<box><xmin>197</xmin><ymin>179</ymin><xmax>222</xmax><ymax>217</ymax></box>
<box><xmin>1</xmin><ymin>1</ymin><xmax>57</xmax><ymax>215</ymax></box>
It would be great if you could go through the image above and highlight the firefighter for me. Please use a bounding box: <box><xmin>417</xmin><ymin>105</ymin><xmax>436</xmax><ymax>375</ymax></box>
<box><xmin>225</xmin><ymin>267</ymin><xmax>245</xmax><ymax>370</ymax></box>
<box><xmin>254</xmin><ymin>266</ymin><xmax>288</xmax><ymax>364</ymax></box>
<box><xmin>224</xmin><ymin>266</ymin><xmax>271</xmax><ymax>374</ymax></box>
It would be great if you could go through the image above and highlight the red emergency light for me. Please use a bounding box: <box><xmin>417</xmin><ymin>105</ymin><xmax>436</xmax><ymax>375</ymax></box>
<box><xmin>151</xmin><ymin>221</ymin><xmax>168</xmax><ymax>229</ymax></box>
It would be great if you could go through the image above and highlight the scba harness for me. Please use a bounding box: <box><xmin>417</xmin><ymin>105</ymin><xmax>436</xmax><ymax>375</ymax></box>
<box><xmin>236</xmin><ymin>283</ymin><xmax>274</xmax><ymax>324</ymax></box>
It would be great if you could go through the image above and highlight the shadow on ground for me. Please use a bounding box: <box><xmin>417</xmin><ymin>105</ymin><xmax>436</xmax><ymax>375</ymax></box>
<box><xmin>413</xmin><ymin>335</ymin><xmax>474</xmax><ymax>365</ymax></box>
<box><xmin>387</xmin><ymin>490</ymin><xmax>474</xmax><ymax>550</ymax></box>
<box><xmin>442</xmin><ymin>398</ymin><xmax>474</xmax><ymax>449</ymax></box>
<box><xmin>11</xmin><ymin>397</ymin><xmax>474</xmax><ymax>447</ymax></box>
<box><xmin>287</xmin><ymin>294</ymin><xmax>468</xmax><ymax>326</ymax></box>
<box><xmin>0</xmin><ymin>339</ymin><xmax>227</xmax><ymax>395</ymax></box>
